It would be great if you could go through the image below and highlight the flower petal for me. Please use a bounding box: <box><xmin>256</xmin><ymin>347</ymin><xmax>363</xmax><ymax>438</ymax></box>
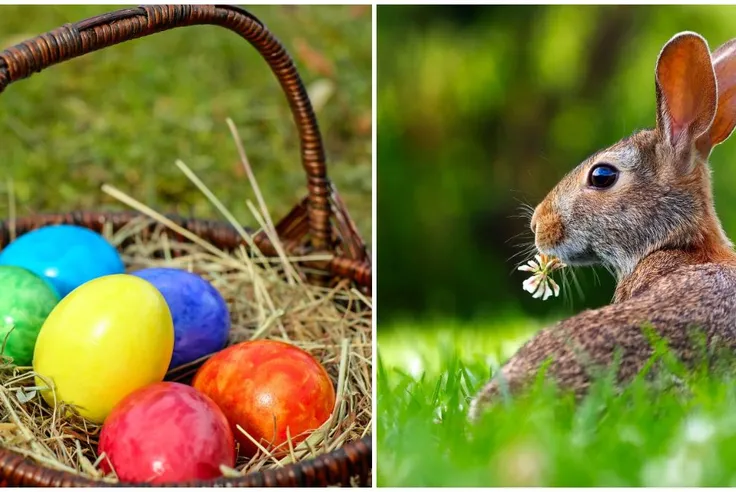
<box><xmin>542</xmin><ymin>282</ymin><xmax>553</xmax><ymax>300</ymax></box>
<box><xmin>518</xmin><ymin>264</ymin><xmax>536</xmax><ymax>272</ymax></box>
<box><xmin>523</xmin><ymin>275</ymin><xmax>542</xmax><ymax>294</ymax></box>
<box><xmin>532</xmin><ymin>280</ymin><xmax>546</xmax><ymax>298</ymax></box>
<box><xmin>548</xmin><ymin>277</ymin><xmax>560</xmax><ymax>297</ymax></box>
<box><xmin>548</xmin><ymin>259</ymin><xmax>564</xmax><ymax>271</ymax></box>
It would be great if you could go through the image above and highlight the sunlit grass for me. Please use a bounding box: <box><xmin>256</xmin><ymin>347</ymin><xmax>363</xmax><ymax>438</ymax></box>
<box><xmin>377</xmin><ymin>322</ymin><xmax>736</xmax><ymax>487</ymax></box>
<box><xmin>377</xmin><ymin>318</ymin><xmax>541</xmax><ymax>379</ymax></box>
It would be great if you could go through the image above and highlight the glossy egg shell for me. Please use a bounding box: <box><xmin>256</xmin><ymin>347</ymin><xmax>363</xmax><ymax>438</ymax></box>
<box><xmin>131</xmin><ymin>268</ymin><xmax>230</xmax><ymax>369</ymax></box>
<box><xmin>0</xmin><ymin>266</ymin><xmax>60</xmax><ymax>365</ymax></box>
<box><xmin>98</xmin><ymin>382</ymin><xmax>235</xmax><ymax>484</ymax></box>
<box><xmin>0</xmin><ymin>225</ymin><xmax>124</xmax><ymax>297</ymax></box>
<box><xmin>192</xmin><ymin>340</ymin><xmax>335</xmax><ymax>457</ymax></box>
<box><xmin>33</xmin><ymin>274</ymin><xmax>174</xmax><ymax>423</ymax></box>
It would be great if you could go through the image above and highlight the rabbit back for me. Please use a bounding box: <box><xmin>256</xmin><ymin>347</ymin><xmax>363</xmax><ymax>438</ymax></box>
<box><xmin>468</xmin><ymin>260</ymin><xmax>736</xmax><ymax>421</ymax></box>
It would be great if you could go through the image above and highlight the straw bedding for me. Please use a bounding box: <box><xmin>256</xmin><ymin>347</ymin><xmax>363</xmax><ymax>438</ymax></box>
<box><xmin>0</xmin><ymin>127</ymin><xmax>372</xmax><ymax>482</ymax></box>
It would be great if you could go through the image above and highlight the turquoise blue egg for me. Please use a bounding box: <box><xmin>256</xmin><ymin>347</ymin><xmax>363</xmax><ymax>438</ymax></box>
<box><xmin>0</xmin><ymin>225</ymin><xmax>125</xmax><ymax>298</ymax></box>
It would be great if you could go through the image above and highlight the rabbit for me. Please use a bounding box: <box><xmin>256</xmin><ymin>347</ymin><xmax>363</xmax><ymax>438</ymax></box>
<box><xmin>468</xmin><ymin>31</ymin><xmax>736</xmax><ymax>422</ymax></box>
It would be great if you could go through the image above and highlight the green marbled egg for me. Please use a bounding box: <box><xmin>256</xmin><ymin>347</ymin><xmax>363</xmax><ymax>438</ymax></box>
<box><xmin>0</xmin><ymin>265</ymin><xmax>60</xmax><ymax>365</ymax></box>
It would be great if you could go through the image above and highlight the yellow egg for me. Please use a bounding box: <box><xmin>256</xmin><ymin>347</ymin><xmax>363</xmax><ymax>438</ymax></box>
<box><xmin>33</xmin><ymin>274</ymin><xmax>174</xmax><ymax>423</ymax></box>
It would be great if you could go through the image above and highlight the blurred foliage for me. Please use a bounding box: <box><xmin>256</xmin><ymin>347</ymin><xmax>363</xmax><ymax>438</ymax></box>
<box><xmin>378</xmin><ymin>5</ymin><xmax>736</xmax><ymax>324</ymax></box>
<box><xmin>0</xmin><ymin>5</ymin><xmax>372</xmax><ymax>242</ymax></box>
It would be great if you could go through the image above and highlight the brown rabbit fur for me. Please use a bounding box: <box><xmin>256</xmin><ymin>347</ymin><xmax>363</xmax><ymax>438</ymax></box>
<box><xmin>468</xmin><ymin>32</ymin><xmax>736</xmax><ymax>421</ymax></box>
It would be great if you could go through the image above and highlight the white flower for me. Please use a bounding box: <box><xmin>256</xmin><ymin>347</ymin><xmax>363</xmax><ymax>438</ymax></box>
<box><xmin>518</xmin><ymin>253</ymin><xmax>565</xmax><ymax>301</ymax></box>
<box><xmin>522</xmin><ymin>275</ymin><xmax>542</xmax><ymax>294</ymax></box>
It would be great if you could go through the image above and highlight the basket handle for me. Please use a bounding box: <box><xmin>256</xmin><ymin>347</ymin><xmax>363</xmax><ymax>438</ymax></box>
<box><xmin>0</xmin><ymin>5</ymin><xmax>333</xmax><ymax>251</ymax></box>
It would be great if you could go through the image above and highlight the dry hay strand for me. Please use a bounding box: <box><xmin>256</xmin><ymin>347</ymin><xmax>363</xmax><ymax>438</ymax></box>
<box><xmin>0</xmin><ymin>122</ymin><xmax>372</xmax><ymax>483</ymax></box>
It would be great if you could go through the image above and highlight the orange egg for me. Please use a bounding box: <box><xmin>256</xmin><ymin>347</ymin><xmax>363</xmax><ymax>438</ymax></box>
<box><xmin>192</xmin><ymin>340</ymin><xmax>335</xmax><ymax>457</ymax></box>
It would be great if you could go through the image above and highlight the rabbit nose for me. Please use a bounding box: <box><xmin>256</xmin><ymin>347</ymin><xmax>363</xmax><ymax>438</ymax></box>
<box><xmin>530</xmin><ymin>209</ymin><xmax>539</xmax><ymax>235</ymax></box>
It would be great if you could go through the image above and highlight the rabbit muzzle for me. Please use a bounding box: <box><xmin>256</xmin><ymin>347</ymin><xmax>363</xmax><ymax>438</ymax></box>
<box><xmin>531</xmin><ymin>199</ymin><xmax>564</xmax><ymax>250</ymax></box>
<box><xmin>532</xmin><ymin>199</ymin><xmax>600</xmax><ymax>266</ymax></box>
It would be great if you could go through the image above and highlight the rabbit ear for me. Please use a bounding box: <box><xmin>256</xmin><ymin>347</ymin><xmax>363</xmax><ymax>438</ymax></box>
<box><xmin>655</xmin><ymin>32</ymin><xmax>717</xmax><ymax>158</ymax></box>
<box><xmin>697</xmin><ymin>38</ymin><xmax>736</xmax><ymax>155</ymax></box>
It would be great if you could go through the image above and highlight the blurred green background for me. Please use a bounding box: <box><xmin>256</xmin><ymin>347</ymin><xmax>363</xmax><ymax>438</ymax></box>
<box><xmin>0</xmin><ymin>5</ymin><xmax>372</xmax><ymax>242</ymax></box>
<box><xmin>378</xmin><ymin>5</ymin><xmax>736</xmax><ymax>327</ymax></box>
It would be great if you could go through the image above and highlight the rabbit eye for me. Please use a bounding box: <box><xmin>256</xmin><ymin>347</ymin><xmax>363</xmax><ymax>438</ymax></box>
<box><xmin>588</xmin><ymin>164</ymin><xmax>619</xmax><ymax>189</ymax></box>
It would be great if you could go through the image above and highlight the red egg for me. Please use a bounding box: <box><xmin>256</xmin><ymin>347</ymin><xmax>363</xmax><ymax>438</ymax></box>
<box><xmin>98</xmin><ymin>382</ymin><xmax>235</xmax><ymax>484</ymax></box>
<box><xmin>192</xmin><ymin>340</ymin><xmax>336</xmax><ymax>457</ymax></box>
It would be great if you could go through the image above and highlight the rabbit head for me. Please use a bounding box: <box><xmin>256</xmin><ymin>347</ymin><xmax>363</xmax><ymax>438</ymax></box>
<box><xmin>530</xmin><ymin>32</ymin><xmax>736</xmax><ymax>278</ymax></box>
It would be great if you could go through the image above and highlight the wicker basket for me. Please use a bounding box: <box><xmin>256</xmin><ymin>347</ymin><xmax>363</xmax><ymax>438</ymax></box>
<box><xmin>0</xmin><ymin>4</ymin><xmax>372</xmax><ymax>487</ymax></box>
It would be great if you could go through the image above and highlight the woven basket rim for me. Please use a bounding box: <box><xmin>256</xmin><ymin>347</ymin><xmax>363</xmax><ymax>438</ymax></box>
<box><xmin>0</xmin><ymin>436</ymin><xmax>373</xmax><ymax>487</ymax></box>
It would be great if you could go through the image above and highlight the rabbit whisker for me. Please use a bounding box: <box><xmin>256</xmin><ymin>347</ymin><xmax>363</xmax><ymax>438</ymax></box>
<box><xmin>590</xmin><ymin>267</ymin><xmax>601</xmax><ymax>287</ymax></box>
<box><xmin>509</xmin><ymin>245</ymin><xmax>538</xmax><ymax>269</ymax></box>
<box><xmin>505</xmin><ymin>231</ymin><xmax>534</xmax><ymax>245</ymax></box>
<box><xmin>568</xmin><ymin>266</ymin><xmax>585</xmax><ymax>302</ymax></box>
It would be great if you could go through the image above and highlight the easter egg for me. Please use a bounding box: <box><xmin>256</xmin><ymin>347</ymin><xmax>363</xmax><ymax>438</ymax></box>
<box><xmin>192</xmin><ymin>340</ymin><xmax>335</xmax><ymax>457</ymax></box>
<box><xmin>0</xmin><ymin>225</ymin><xmax>125</xmax><ymax>297</ymax></box>
<box><xmin>98</xmin><ymin>382</ymin><xmax>235</xmax><ymax>484</ymax></box>
<box><xmin>33</xmin><ymin>274</ymin><xmax>174</xmax><ymax>423</ymax></box>
<box><xmin>0</xmin><ymin>266</ymin><xmax>60</xmax><ymax>365</ymax></box>
<box><xmin>131</xmin><ymin>268</ymin><xmax>230</xmax><ymax>369</ymax></box>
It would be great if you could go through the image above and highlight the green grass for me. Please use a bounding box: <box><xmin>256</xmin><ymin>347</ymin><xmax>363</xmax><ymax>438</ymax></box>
<box><xmin>0</xmin><ymin>5</ymin><xmax>371</xmax><ymax>242</ymax></box>
<box><xmin>378</xmin><ymin>322</ymin><xmax>736</xmax><ymax>487</ymax></box>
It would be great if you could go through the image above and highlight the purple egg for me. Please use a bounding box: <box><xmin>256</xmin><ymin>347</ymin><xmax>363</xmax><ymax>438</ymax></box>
<box><xmin>132</xmin><ymin>268</ymin><xmax>230</xmax><ymax>369</ymax></box>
